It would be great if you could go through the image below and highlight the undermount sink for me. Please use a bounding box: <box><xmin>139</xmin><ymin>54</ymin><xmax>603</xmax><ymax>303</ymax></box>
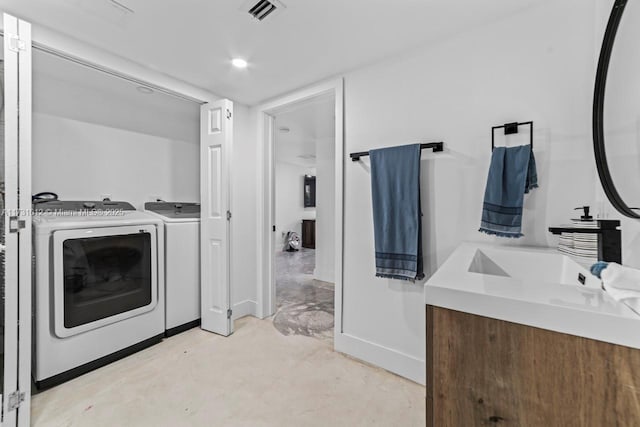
<box><xmin>425</xmin><ymin>243</ymin><xmax>640</xmax><ymax>350</ymax></box>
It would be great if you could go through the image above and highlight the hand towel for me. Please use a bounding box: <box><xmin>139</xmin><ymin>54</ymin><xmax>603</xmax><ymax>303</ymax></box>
<box><xmin>479</xmin><ymin>145</ymin><xmax>538</xmax><ymax>238</ymax></box>
<box><xmin>600</xmin><ymin>263</ymin><xmax>640</xmax><ymax>315</ymax></box>
<box><xmin>370</xmin><ymin>143</ymin><xmax>424</xmax><ymax>281</ymax></box>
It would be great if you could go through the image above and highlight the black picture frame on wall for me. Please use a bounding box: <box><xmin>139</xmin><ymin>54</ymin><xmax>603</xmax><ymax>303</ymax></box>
<box><xmin>304</xmin><ymin>175</ymin><xmax>316</xmax><ymax>208</ymax></box>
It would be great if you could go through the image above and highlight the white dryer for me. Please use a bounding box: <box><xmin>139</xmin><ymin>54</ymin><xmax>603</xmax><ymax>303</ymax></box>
<box><xmin>32</xmin><ymin>200</ymin><xmax>165</xmax><ymax>389</ymax></box>
<box><xmin>145</xmin><ymin>202</ymin><xmax>200</xmax><ymax>336</ymax></box>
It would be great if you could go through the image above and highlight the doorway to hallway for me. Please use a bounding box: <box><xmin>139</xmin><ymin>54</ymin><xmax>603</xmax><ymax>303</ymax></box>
<box><xmin>271</xmin><ymin>94</ymin><xmax>336</xmax><ymax>341</ymax></box>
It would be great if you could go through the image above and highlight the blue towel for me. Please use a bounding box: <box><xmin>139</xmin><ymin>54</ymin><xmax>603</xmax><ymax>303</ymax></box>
<box><xmin>479</xmin><ymin>145</ymin><xmax>538</xmax><ymax>238</ymax></box>
<box><xmin>590</xmin><ymin>261</ymin><xmax>609</xmax><ymax>278</ymax></box>
<box><xmin>525</xmin><ymin>148</ymin><xmax>538</xmax><ymax>194</ymax></box>
<box><xmin>370</xmin><ymin>144</ymin><xmax>424</xmax><ymax>281</ymax></box>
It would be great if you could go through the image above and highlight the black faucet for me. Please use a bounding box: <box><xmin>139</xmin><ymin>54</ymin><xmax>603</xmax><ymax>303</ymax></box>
<box><xmin>548</xmin><ymin>219</ymin><xmax>621</xmax><ymax>264</ymax></box>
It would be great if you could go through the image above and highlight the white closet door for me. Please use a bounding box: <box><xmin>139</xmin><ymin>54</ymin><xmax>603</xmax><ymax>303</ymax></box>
<box><xmin>200</xmin><ymin>100</ymin><xmax>233</xmax><ymax>336</ymax></box>
<box><xmin>3</xmin><ymin>13</ymin><xmax>32</xmax><ymax>427</ymax></box>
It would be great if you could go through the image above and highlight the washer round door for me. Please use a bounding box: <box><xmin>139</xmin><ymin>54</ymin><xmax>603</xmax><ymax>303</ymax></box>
<box><xmin>52</xmin><ymin>224</ymin><xmax>158</xmax><ymax>338</ymax></box>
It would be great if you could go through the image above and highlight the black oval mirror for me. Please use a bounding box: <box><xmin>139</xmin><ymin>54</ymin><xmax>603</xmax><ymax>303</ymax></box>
<box><xmin>594</xmin><ymin>0</ymin><xmax>640</xmax><ymax>218</ymax></box>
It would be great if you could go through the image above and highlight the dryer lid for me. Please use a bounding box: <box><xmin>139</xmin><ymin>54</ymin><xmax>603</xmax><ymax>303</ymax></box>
<box><xmin>144</xmin><ymin>202</ymin><xmax>200</xmax><ymax>219</ymax></box>
<box><xmin>34</xmin><ymin>200</ymin><xmax>136</xmax><ymax>212</ymax></box>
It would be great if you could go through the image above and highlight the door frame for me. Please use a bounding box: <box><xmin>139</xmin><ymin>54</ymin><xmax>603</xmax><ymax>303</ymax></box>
<box><xmin>255</xmin><ymin>78</ymin><xmax>344</xmax><ymax>338</ymax></box>
<box><xmin>3</xmin><ymin>13</ymin><xmax>33</xmax><ymax>427</ymax></box>
<box><xmin>16</xmin><ymin>17</ymin><xmax>32</xmax><ymax>427</ymax></box>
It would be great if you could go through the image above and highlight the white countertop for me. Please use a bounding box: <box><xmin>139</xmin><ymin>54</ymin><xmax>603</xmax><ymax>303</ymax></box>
<box><xmin>425</xmin><ymin>242</ymin><xmax>640</xmax><ymax>350</ymax></box>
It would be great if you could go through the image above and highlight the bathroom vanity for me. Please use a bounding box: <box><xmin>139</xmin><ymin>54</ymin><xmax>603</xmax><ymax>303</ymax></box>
<box><xmin>425</xmin><ymin>243</ymin><xmax>640</xmax><ymax>426</ymax></box>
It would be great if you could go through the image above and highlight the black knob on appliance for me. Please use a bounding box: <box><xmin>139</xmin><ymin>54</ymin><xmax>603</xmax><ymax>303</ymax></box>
<box><xmin>574</xmin><ymin>206</ymin><xmax>593</xmax><ymax>221</ymax></box>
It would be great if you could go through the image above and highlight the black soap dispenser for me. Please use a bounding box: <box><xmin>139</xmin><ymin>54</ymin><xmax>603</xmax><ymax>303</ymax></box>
<box><xmin>574</xmin><ymin>206</ymin><xmax>593</xmax><ymax>222</ymax></box>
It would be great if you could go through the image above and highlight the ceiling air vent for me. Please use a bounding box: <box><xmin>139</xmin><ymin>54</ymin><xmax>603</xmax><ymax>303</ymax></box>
<box><xmin>247</xmin><ymin>0</ymin><xmax>283</xmax><ymax>21</ymax></box>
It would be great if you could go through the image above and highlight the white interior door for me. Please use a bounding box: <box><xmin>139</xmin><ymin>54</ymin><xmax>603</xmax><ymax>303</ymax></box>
<box><xmin>200</xmin><ymin>99</ymin><xmax>233</xmax><ymax>336</ymax></box>
<box><xmin>2</xmin><ymin>13</ymin><xmax>32</xmax><ymax>427</ymax></box>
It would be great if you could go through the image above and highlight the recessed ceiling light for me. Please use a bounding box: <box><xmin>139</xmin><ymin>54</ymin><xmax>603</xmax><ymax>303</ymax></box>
<box><xmin>232</xmin><ymin>58</ymin><xmax>248</xmax><ymax>69</ymax></box>
<box><xmin>136</xmin><ymin>86</ymin><xmax>154</xmax><ymax>94</ymax></box>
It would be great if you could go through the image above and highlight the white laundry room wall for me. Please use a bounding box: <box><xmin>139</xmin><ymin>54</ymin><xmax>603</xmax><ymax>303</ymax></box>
<box><xmin>32</xmin><ymin>114</ymin><xmax>200</xmax><ymax>208</ymax></box>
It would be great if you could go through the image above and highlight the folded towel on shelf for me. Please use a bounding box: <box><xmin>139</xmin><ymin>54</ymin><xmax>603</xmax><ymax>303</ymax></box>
<box><xmin>600</xmin><ymin>263</ymin><xmax>640</xmax><ymax>315</ymax></box>
<box><xmin>370</xmin><ymin>143</ymin><xmax>424</xmax><ymax>281</ymax></box>
<box><xmin>479</xmin><ymin>145</ymin><xmax>538</xmax><ymax>238</ymax></box>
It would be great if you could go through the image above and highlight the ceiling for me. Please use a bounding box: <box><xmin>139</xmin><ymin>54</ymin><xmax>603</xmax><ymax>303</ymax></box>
<box><xmin>275</xmin><ymin>96</ymin><xmax>334</xmax><ymax>167</ymax></box>
<box><xmin>0</xmin><ymin>0</ymin><xmax>538</xmax><ymax>105</ymax></box>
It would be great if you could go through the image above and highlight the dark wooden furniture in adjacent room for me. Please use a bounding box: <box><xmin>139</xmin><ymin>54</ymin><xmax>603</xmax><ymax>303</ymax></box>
<box><xmin>303</xmin><ymin>175</ymin><xmax>316</xmax><ymax>208</ymax></box>
<box><xmin>301</xmin><ymin>219</ymin><xmax>316</xmax><ymax>249</ymax></box>
<box><xmin>426</xmin><ymin>305</ymin><xmax>640</xmax><ymax>426</ymax></box>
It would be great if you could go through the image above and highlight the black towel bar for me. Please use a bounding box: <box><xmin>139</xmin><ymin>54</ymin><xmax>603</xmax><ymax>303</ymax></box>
<box><xmin>491</xmin><ymin>121</ymin><xmax>533</xmax><ymax>151</ymax></box>
<box><xmin>350</xmin><ymin>142</ymin><xmax>444</xmax><ymax>161</ymax></box>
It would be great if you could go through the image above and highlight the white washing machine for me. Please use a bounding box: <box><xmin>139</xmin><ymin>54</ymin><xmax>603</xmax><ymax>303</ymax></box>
<box><xmin>32</xmin><ymin>200</ymin><xmax>165</xmax><ymax>389</ymax></box>
<box><xmin>145</xmin><ymin>202</ymin><xmax>200</xmax><ymax>336</ymax></box>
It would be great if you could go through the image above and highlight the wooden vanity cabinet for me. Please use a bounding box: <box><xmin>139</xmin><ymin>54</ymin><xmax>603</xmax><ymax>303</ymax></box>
<box><xmin>426</xmin><ymin>305</ymin><xmax>640</xmax><ymax>426</ymax></box>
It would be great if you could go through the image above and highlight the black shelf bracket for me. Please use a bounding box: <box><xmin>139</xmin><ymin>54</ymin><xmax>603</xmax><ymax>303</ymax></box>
<box><xmin>548</xmin><ymin>219</ymin><xmax>621</xmax><ymax>264</ymax></box>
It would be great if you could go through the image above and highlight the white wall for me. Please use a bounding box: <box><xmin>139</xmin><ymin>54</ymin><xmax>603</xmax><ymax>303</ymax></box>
<box><xmin>314</xmin><ymin>136</ymin><xmax>335</xmax><ymax>283</ymax></box>
<box><xmin>32</xmin><ymin>113</ymin><xmax>198</xmax><ymax>208</ymax></box>
<box><xmin>275</xmin><ymin>162</ymin><xmax>316</xmax><ymax>246</ymax></box>
<box><xmin>339</xmin><ymin>0</ymin><xmax>598</xmax><ymax>383</ymax></box>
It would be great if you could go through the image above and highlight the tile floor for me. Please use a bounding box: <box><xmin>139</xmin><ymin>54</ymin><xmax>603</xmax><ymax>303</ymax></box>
<box><xmin>31</xmin><ymin>317</ymin><xmax>426</xmax><ymax>426</ymax></box>
<box><xmin>273</xmin><ymin>248</ymin><xmax>334</xmax><ymax>340</ymax></box>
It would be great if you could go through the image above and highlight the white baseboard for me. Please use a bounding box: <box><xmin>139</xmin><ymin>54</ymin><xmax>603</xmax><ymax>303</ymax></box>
<box><xmin>313</xmin><ymin>267</ymin><xmax>335</xmax><ymax>284</ymax></box>
<box><xmin>334</xmin><ymin>331</ymin><xmax>425</xmax><ymax>385</ymax></box>
<box><xmin>232</xmin><ymin>299</ymin><xmax>257</xmax><ymax>320</ymax></box>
